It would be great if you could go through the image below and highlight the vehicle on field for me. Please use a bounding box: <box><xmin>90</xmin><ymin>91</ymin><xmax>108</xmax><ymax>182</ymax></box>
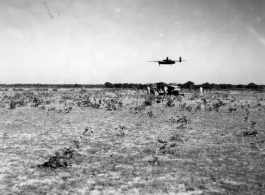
<box><xmin>167</xmin><ymin>84</ymin><xmax>182</xmax><ymax>95</ymax></box>
<box><xmin>148</xmin><ymin>83</ymin><xmax>184</xmax><ymax>96</ymax></box>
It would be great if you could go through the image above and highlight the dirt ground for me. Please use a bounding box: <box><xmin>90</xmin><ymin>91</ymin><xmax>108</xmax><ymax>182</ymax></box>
<box><xmin>1</xmin><ymin>88</ymin><xmax>265</xmax><ymax>195</ymax></box>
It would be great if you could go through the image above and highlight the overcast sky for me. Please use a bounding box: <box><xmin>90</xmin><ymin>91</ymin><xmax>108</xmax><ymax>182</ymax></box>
<box><xmin>0</xmin><ymin>0</ymin><xmax>265</xmax><ymax>85</ymax></box>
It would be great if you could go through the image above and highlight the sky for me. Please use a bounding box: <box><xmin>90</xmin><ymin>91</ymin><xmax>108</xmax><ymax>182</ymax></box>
<box><xmin>0</xmin><ymin>0</ymin><xmax>265</xmax><ymax>85</ymax></box>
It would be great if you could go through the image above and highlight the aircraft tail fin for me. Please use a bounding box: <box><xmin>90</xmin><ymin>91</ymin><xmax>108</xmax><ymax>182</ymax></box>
<box><xmin>180</xmin><ymin>57</ymin><xmax>186</xmax><ymax>62</ymax></box>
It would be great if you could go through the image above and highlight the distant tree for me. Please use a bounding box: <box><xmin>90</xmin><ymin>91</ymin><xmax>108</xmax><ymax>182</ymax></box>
<box><xmin>114</xmin><ymin>83</ymin><xmax>122</xmax><ymax>88</ymax></box>
<box><xmin>128</xmin><ymin>83</ymin><xmax>134</xmax><ymax>88</ymax></box>
<box><xmin>236</xmin><ymin>84</ymin><xmax>245</xmax><ymax>89</ymax></box>
<box><xmin>138</xmin><ymin>84</ymin><xmax>147</xmax><ymax>90</ymax></box>
<box><xmin>121</xmin><ymin>83</ymin><xmax>128</xmax><ymax>88</ymax></box>
<box><xmin>183</xmin><ymin>81</ymin><xmax>194</xmax><ymax>89</ymax></box>
<box><xmin>214</xmin><ymin>84</ymin><xmax>220</xmax><ymax>90</ymax></box>
<box><xmin>104</xmin><ymin>82</ymin><xmax>114</xmax><ymax>88</ymax></box>
<box><xmin>157</xmin><ymin>82</ymin><xmax>167</xmax><ymax>86</ymax></box>
<box><xmin>246</xmin><ymin>83</ymin><xmax>258</xmax><ymax>90</ymax></box>
<box><xmin>202</xmin><ymin>82</ymin><xmax>212</xmax><ymax>89</ymax></box>
<box><xmin>219</xmin><ymin>84</ymin><xmax>232</xmax><ymax>89</ymax></box>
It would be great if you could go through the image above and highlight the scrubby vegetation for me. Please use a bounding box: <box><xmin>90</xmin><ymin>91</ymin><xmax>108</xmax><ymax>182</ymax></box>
<box><xmin>0</xmin><ymin>87</ymin><xmax>265</xmax><ymax>194</ymax></box>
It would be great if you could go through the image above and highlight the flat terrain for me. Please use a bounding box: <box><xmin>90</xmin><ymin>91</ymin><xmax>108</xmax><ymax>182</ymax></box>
<box><xmin>1</xmin><ymin>88</ymin><xmax>265</xmax><ymax>194</ymax></box>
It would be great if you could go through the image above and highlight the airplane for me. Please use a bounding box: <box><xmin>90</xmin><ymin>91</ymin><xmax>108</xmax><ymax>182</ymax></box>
<box><xmin>148</xmin><ymin>57</ymin><xmax>186</xmax><ymax>66</ymax></box>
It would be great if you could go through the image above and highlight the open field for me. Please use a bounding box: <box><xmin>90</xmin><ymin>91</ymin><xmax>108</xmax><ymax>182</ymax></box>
<box><xmin>1</xmin><ymin>88</ymin><xmax>265</xmax><ymax>195</ymax></box>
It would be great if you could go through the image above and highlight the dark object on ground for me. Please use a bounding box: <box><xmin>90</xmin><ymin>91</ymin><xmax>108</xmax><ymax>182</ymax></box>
<box><xmin>38</xmin><ymin>148</ymin><xmax>76</xmax><ymax>169</ymax></box>
<box><xmin>243</xmin><ymin>129</ymin><xmax>258</xmax><ymax>136</ymax></box>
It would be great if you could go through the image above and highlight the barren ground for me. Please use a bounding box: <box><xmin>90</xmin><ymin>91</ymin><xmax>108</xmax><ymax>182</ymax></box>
<box><xmin>1</xmin><ymin>88</ymin><xmax>265</xmax><ymax>194</ymax></box>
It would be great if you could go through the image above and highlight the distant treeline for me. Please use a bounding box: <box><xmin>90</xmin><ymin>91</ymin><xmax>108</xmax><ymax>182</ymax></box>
<box><xmin>0</xmin><ymin>82</ymin><xmax>264</xmax><ymax>90</ymax></box>
<box><xmin>178</xmin><ymin>81</ymin><xmax>264</xmax><ymax>91</ymax></box>
<box><xmin>0</xmin><ymin>84</ymin><xmax>104</xmax><ymax>88</ymax></box>
<box><xmin>104</xmin><ymin>81</ymin><xmax>264</xmax><ymax>91</ymax></box>
<box><xmin>104</xmin><ymin>82</ymin><xmax>147</xmax><ymax>89</ymax></box>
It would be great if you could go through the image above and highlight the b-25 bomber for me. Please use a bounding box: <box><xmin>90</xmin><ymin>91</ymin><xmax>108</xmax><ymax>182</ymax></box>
<box><xmin>148</xmin><ymin>57</ymin><xmax>186</xmax><ymax>66</ymax></box>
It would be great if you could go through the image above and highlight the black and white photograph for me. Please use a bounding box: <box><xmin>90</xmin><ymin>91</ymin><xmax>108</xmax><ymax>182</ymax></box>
<box><xmin>1</xmin><ymin>0</ymin><xmax>265</xmax><ymax>194</ymax></box>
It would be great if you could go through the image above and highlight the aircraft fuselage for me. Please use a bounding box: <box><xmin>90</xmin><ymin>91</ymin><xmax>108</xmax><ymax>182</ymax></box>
<box><xmin>159</xmin><ymin>61</ymin><xmax>175</xmax><ymax>65</ymax></box>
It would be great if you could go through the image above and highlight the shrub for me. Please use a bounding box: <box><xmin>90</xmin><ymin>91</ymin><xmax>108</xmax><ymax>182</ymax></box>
<box><xmin>9</xmin><ymin>101</ymin><xmax>16</xmax><ymax>109</ymax></box>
